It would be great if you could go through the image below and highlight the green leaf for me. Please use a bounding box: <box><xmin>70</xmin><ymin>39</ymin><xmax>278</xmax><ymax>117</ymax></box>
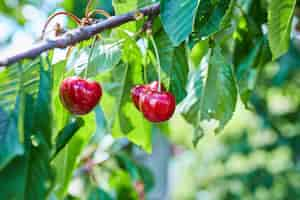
<box><xmin>154</xmin><ymin>29</ymin><xmax>174</xmax><ymax>76</ymax></box>
<box><xmin>190</xmin><ymin>40</ymin><xmax>209</xmax><ymax>68</ymax></box>
<box><xmin>0</xmin><ymin>93</ymin><xmax>54</xmax><ymax>199</ymax></box>
<box><xmin>24</xmin><ymin>130</ymin><xmax>54</xmax><ymax>200</ymax></box>
<box><xmin>154</xmin><ymin>30</ymin><xmax>189</xmax><ymax>103</ymax></box>
<box><xmin>109</xmin><ymin>32</ymin><xmax>152</xmax><ymax>153</ymax></box>
<box><xmin>111</xmin><ymin>63</ymin><xmax>152</xmax><ymax>153</ymax></box>
<box><xmin>116</xmin><ymin>152</ymin><xmax>140</xmax><ymax>180</ymax></box>
<box><xmin>52</xmin><ymin>113</ymin><xmax>96</xmax><ymax>199</ymax></box>
<box><xmin>137</xmin><ymin>165</ymin><xmax>154</xmax><ymax>192</ymax></box>
<box><xmin>114</xmin><ymin>152</ymin><xmax>154</xmax><ymax>191</ymax></box>
<box><xmin>194</xmin><ymin>0</ymin><xmax>234</xmax><ymax>38</ymax></box>
<box><xmin>0</xmin><ymin>156</ymin><xmax>28</xmax><ymax>199</ymax></box>
<box><xmin>51</xmin><ymin>61</ymin><xmax>69</xmax><ymax>140</ymax></box>
<box><xmin>109</xmin><ymin>170</ymin><xmax>139</xmax><ymax>200</ymax></box>
<box><xmin>53</xmin><ymin>117</ymin><xmax>84</xmax><ymax>158</ymax></box>
<box><xmin>0</xmin><ymin>100</ymin><xmax>24</xmax><ymax>170</ymax></box>
<box><xmin>236</xmin><ymin>39</ymin><xmax>262</xmax><ymax>105</ymax></box>
<box><xmin>24</xmin><ymin>58</ymin><xmax>54</xmax><ymax>200</ymax></box>
<box><xmin>113</xmin><ymin>0</ymin><xmax>153</xmax><ymax>13</ymax></box>
<box><xmin>99</xmin><ymin>0</ymin><xmax>114</xmax><ymax>14</ymax></box>
<box><xmin>268</xmin><ymin>0</ymin><xmax>296</xmax><ymax>59</ymax></box>
<box><xmin>199</xmin><ymin>46</ymin><xmax>237</xmax><ymax>134</ymax></box>
<box><xmin>112</xmin><ymin>0</ymin><xmax>151</xmax><ymax>32</ymax></box>
<box><xmin>113</xmin><ymin>0</ymin><xmax>137</xmax><ymax>14</ymax></box>
<box><xmin>0</xmin><ymin>60</ymin><xmax>40</xmax><ymax>111</ymax></box>
<box><xmin>178</xmin><ymin>68</ymin><xmax>203</xmax><ymax>124</ymax></box>
<box><xmin>232</xmin><ymin>8</ymin><xmax>271</xmax><ymax>106</ymax></box>
<box><xmin>52</xmin><ymin>60</ymin><xmax>66</xmax><ymax>93</ymax></box>
<box><xmin>91</xmin><ymin>105</ymin><xmax>109</xmax><ymax>143</ymax></box>
<box><xmin>0</xmin><ymin>94</ymin><xmax>34</xmax><ymax>200</ymax></box>
<box><xmin>235</xmin><ymin>38</ymin><xmax>270</xmax><ymax>106</ymax></box>
<box><xmin>88</xmin><ymin>187</ymin><xmax>114</xmax><ymax>200</ymax></box>
<box><xmin>179</xmin><ymin>46</ymin><xmax>237</xmax><ymax>145</ymax></box>
<box><xmin>67</xmin><ymin>41</ymin><xmax>122</xmax><ymax>77</ymax></box>
<box><xmin>0</xmin><ymin>58</ymin><xmax>54</xmax><ymax>199</ymax></box>
<box><xmin>160</xmin><ymin>0</ymin><xmax>198</xmax><ymax>46</ymax></box>
<box><xmin>232</xmin><ymin>1</ymin><xmax>267</xmax><ymax>67</ymax></box>
<box><xmin>274</xmin><ymin>41</ymin><xmax>300</xmax><ymax>85</ymax></box>
<box><xmin>33</xmin><ymin>57</ymin><xmax>53</xmax><ymax>146</ymax></box>
<box><xmin>0</xmin><ymin>59</ymin><xmax>41</xmax><ymax>170</ymax></box>
<box><xmin>170</xmin><ymin>44</ymin><xmax>189</xmax><ymax>102</ymax></box>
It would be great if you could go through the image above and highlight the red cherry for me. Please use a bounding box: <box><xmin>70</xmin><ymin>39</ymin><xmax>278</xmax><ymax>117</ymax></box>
<box><xmin>140</xmin><ymin>91</ymin><xmax>176</xmax><ymax>122</ymax></box>
<box><xmin>59</xmin><ymin>76</ymin><xmax>102</xmax><ymax>115</ymax></box>
<box><xmin>131</xmin><ymin>81</ymin><xmax>166</xmax><ymax>110</ymax></box>
<box><xmin>131</xmin><ymin>85</ymin><xmax>147</xmax><ymax>110</ymax></box>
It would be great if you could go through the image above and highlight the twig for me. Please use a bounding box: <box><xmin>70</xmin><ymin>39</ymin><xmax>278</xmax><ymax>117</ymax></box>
<box><xmin>141</xmin><ymin>13</ymin><xmax>155</xmax><ymax>34</ymax></box>
<box><xmin>0</xmin><ymin>3</ymin><xmax>160</xmax><ymax>67</ymax></box>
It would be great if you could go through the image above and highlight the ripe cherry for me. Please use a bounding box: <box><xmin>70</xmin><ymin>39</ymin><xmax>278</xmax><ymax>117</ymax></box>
<box><xmin>140</xmin><ymin>91</ymin><xmax>176</xmax><ymax>122</ymax></box>
<box><xmin>60</xmin><ymin>77</ymin><xmax>102</xmax><ymax>115</ymax></box>
<box><xmin>131</xmin><ymin>81</ymin><xmax>165</xmax><ymax>110</ymax></box>
<box><xmin>131</xmin><ymin>81</ymin><xmax>176</xmax><ymax>122</ymax></box>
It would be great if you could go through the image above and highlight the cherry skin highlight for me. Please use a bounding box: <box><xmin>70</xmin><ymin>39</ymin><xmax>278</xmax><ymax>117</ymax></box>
<box><xmin>140</xmin><ymin>91</ymin><xmax>176</xmax><ymax>122</ymax></box>
<box><xmin>59</xmin><ymin>77</ymin><xmax>102</xmax><ymax>115</ymax></box>
<box><xmin>147</xmin><ymin>81</ymin><xmax>166</xmax><ymax>92</ymax></box>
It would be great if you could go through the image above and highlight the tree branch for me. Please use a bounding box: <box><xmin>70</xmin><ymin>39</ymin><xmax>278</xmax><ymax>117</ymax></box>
<box><xmin>0</xmin><ymin>3</ymin><xmax>160</xmax><ymax>67</ymax></box>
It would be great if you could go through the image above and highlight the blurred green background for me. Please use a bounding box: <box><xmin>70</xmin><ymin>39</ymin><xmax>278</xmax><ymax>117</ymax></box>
<box><xmin>1</xmin><ymin>0</ymin><xmax>300</xmax><ymax>199</ymax></box>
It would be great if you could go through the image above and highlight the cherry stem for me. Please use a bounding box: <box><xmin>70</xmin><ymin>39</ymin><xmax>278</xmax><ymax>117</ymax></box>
<box><xmin>41</xmin><ymin>11</ymin><xmax>81</xmax><ymax>40</ymax></box>
<box><xmin>66</xmin><ymin>46</ymin><xmax>74</xmax><ymax>59</ymax></box>
<box><xmin>143</xmin><ymin>40</ymin><xmax>149</xmax><ymax>84</ymax></box>
<box><xmin>85</xmin><ymin>0</ymin><xmax>94</xmax><ymax>17</ymax></box>
<box><xmin>85</xmin><ymin>37</ymin><xmax>97</xmax><ymax>79</ymax></box>
<box><xmin>87</xmin><ymin>9</ymin><xmax>111</xmax><ymax>19</ymax></box>
<box><xmin>139</xmin><ymin>38</ymin><xmax>148</xmax><ymax>84</ymax></box>
<box><xmin>149</xmin><ymin>35</ymin><xmax>161</xmax><ymax>92</ymax></box>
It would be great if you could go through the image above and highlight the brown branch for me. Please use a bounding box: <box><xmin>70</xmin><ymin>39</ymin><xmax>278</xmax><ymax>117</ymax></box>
<box><xmin>0</xmin><ymin>3</ymin><xmax>160</xmax><ymax>67</ymax></box>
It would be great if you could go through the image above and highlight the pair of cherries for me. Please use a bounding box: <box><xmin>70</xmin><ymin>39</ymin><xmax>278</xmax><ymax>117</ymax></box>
<box><xmin>59</xmin><ymin>77</ymin><xmax>176</xmax><ymax>122</ymax></box>
<box><xmin>131</xmin><ymin>81</ymin><xmax>176</xmax><ymax>122</ymax></box>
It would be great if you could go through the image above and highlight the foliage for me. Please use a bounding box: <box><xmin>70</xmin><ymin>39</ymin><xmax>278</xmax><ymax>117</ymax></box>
<box><xmin>0</xmin><ymin>0</ymin><xmax>300</xmax><ymax>199</ymax></box>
